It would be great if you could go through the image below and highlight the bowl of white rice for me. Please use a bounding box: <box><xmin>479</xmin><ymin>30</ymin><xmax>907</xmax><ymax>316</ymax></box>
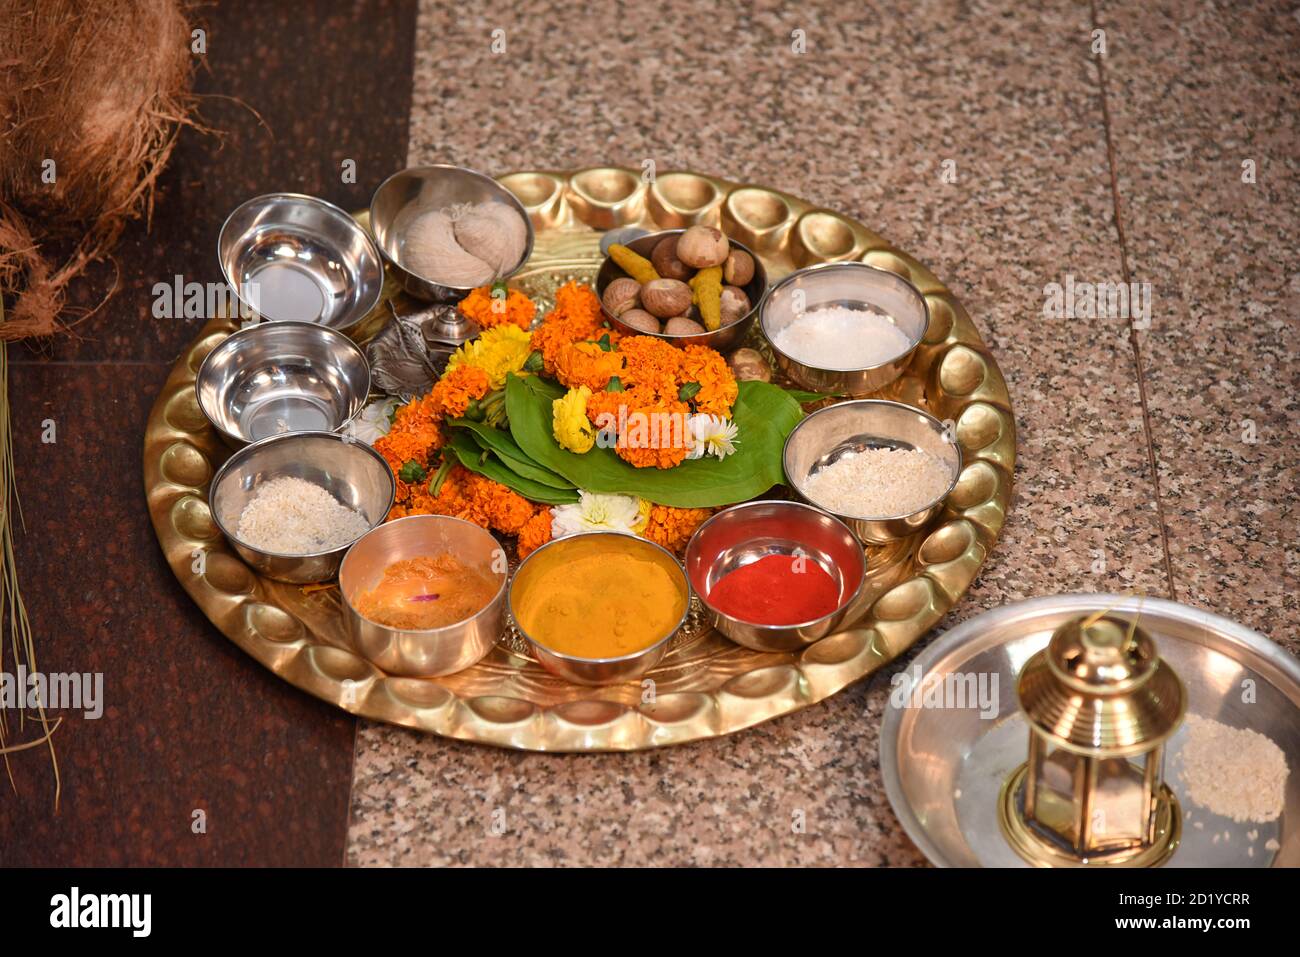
<box><xmin>783</xmin><ymin>399</ymin><xmax>961</xmax><ymax>544</ymax></box>
<box><xmin>759</xmin><ymin>262</ymin><xmax>930</xmax><ymax>397</ymax></box>
<box><xmin>209</xmin><ymin>431</ymin><xmax>395</xmax><ymax>583</ymax></box>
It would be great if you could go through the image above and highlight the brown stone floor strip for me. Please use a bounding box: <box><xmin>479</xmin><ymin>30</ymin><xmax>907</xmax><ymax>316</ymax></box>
<box><xmin>0</xmin><ymin>0</ymin><xmax>420</xmax><ymax>865</ymax></box>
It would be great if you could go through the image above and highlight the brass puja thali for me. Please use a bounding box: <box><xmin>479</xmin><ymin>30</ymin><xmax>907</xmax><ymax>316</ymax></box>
<box><xmin>142</xmin><ymin>168</ymin><xmax>1015</xmax><ymax>751</ymax></box>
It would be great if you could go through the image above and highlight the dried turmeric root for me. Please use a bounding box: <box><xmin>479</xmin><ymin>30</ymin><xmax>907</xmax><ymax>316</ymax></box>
<box><xmin>608</xmin><ymin>244</ymin><xmax>659</xmax><ymax>284</ymax></box>
<box><xmin>689</xmin><ymin>266</ymin><xmax>723</xmax><ymax>330</ymax></box>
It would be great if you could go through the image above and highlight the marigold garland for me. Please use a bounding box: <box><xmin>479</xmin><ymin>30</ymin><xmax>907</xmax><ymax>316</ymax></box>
<box><xmin>374</xmin><ymin>281</ymin><xmax>738</xmax><ymax>559</ymax></box>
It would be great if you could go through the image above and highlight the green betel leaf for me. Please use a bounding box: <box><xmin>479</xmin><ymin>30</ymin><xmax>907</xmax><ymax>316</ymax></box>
<box><xmin>449</xmin><ymin>417</ymin><xmax>576</xmax><ymax>490</ymax></box>
<box><xmin>445</xmin><ymin>432</ymin><xmax>579</xmax><ymax>505</ymax></box>
<box><xmin>505</xmin><ymin>374</ymin><xmax>803</xmax><ymax>508</ymax></box>
<box><xmin>783</xmin><ymin>388</ymin><xmax>846</xmax><ymax>404</ymax></box>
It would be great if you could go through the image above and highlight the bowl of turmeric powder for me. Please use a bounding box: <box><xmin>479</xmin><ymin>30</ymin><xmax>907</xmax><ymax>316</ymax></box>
<box><xmin>509</xmin><ymin>531</ymin><xmax>691</xmax><ymax>686</ymax></box>
<box><xmin>595</xmin><ymin>228</ymin><xmax>766</xmax><ymax>352</ymax></box>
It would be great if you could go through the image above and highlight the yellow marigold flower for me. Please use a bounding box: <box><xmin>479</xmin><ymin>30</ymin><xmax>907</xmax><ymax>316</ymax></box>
<box><xmin>552</xmin><ymin>385</ymin><xmax>596</xmax><ymax>453</ymax></box>
<box><xmin>446</xmin><ymin>325</ymin><xmax>532</xmax><ymax>390</ymax></box>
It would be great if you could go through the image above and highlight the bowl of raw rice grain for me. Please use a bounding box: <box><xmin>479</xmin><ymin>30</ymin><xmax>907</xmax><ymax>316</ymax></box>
<box><xmin>209</xmin><ymin>431</ymin><xmax>395</xmax><ymax>583</ymax></box>
<box><xmin>782</xmin><ymin>399</ymin><xmax>961</xmax><ymax>545</ymax></box>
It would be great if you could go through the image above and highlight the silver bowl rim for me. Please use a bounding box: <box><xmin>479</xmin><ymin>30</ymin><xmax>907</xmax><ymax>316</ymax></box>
<box><xmin>194</xmin><ymin>319</ymin><xmax>373</xmax><ymax>447</ymax></box>
<box><xmin>367</xmin><ymin>163</ymin><xmax>536</xmax><ymax>291</ymax></box>
<box><xmin>508</xmin><ymin>530</ymin><xmax>692</xmax><ymax>666</ymax></box>
<box><xmin>598</xmin><ymin>227</ymin><xmax>766</xmax><ymax>340</ymax></box>
<box><xmin>208</xmin><ymin>429</ymin><xmax>396</xmax><ymax>560</ymax></box>
<box><xmin>759</xmin><ymin>260</ymin><xmax>932</xmax><ymax>374</ymax></box>
<box><xmin>684</xmin><ymin>499</ymin><xmax>867</xmax><ymax>632</ymax></box>
<box><xmin>216</xmin><ymin>191</ymin><xmax>385</xmax><ymax>329</ymax></box>
<box><xmin>878</xmin><ymin>592</ymin><xmax>1300</xmax><ymax>868</ymax></box>
<box><xmin>782</xmin><ymin>398</ymin><xmax>963</xmax><ymax>522</ymax></box>
<box><xmin>338</xmin><ymin>513</ymin><xmax>510</xmax><ymax>635</ymax></box>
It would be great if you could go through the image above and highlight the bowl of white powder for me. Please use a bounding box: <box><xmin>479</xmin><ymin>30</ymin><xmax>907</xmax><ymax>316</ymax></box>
<box><xmin>209</xmin><ymin>431</ymin><xmax>396</xmax><ymax>583</ymax></box>
<box><xmin>782</xmin><ymin>399</ymin><xmax>961</xmax><ymax>544</ymax></box>
<box><xmin>759</xmin><ymin>262</ymin><xmax>929</xmax><ymax>396</ymax></box>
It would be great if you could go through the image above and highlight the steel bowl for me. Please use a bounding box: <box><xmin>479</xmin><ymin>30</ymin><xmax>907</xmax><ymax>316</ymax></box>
<box><xmin>368</xmin><ymin>164</ymin><xmax>535</xmax><ymax>303</ymax></box>
<box><xmin>217</xmin><ymin>192</ymin><xmax>384</xmax><ymax>331</ymax></box>
<box><xmin>880</xmin><ymin>594</ymin><xmax>1300</xmax><ymax>867</ymax></box>
<box><xmin>509</xmin><ymin>532</ymin><xmax>690</xmax><ymax>686</ymax></box>
<box><xmin>195</xmin><ymin>321</ymin><xmax>370</xmax><ymax>449</ymax></box>
<box><xmin>760</xmin><ymin>262</ymin><xmax>929</xmax><ymax>396</ymax></box>
<box><xmin>594</xmin><ymin>228</ymin><xmax>767</xmax><ymax>352</ymax></box>
<box><xmin>783</xmin><ymin>399</ymin><xmax>961</xmax><ymax>545</ymax></box>
<box><xmin>684</xmin><ymin>500</ymin><xmax>866</xmax><ymax>653</ymax></box>
<box><xmin>338</xmin><ymin>515</ymin><xmax>508</xmax><ymax>677</ymax></box>
<box><xmin>208</xmin><ymin>431</ymin><xmax>395</xmax><ymax>584</ymax></box>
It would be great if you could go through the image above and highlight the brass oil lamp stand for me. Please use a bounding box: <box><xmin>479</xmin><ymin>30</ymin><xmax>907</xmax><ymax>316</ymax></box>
<box><xmin>999</xmin><ymin>614</ymin><xmax>1186</xmax><ymax>867</ymax></box>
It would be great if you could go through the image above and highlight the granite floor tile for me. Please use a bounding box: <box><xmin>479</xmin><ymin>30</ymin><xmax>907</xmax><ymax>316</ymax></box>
<box><xmin>1098</xmin><ymin>0</ymin><xmax>1300</xmax><ymax>652</ymax></box>
<box><xmin>346</xmin><ymin>0</ymin><xmax>1166</xmax><ymax>866</ymax></box>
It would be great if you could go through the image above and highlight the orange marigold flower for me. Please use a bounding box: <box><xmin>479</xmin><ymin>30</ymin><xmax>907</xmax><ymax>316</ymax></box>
<box><xmin>457</xmin><ymin>285</ymin><xmax>537</xmax><ymax>330</ymax></box>
<box><xmin>460</xmin><ymin>471</ymin><xmax>538</xmax><ymax>535</ymax></box>
<box><xmin>617</xmin><ymin>335</ymin><xmax>682</xmax><ymax>391</ymax></box>
<box><xmin>679</xmin><ymin>345</ymin><xmax>738</xmax><ymax>416</ymax></box>
<box><xmin>597</xmin><ymin>393</ymin><xmax>690</xmax><ymax>470</ymax></box>
<box><xmin>552</xmin><ymin>280</ymin><xmax>604</xmax><ymax>325</ymax></box>
<box><xmin>516</xmin><ymin>508</ymin><xmax>554</xmax><ymax>558</ymax></box>
<box><xmin>554</xmin><ymin>340</ymin><xmax>624</xmax><ymax>392</ymax></box>
<box><xmin>375</xmin><ymin>392</ymin><xmax>447</xmax><ymax>501</ymax></box>
<box><xmin>428</xmin><ymin>364</ymin><xmax>492</xmax><ymax>420</ymax></box>
<box><xmin>641</xmin><ymin>504</ymin><xmax>713</xmax><ymax>554</ymax></box>
<box><xmin>584</xmin><ymin>388</ymin><xmax>626</xmax><ymax>428</ymax></box>
<box><xmin>531</xmin><ymin>281</ymin><xmax>612</xmax><ymax>375</ymax></box>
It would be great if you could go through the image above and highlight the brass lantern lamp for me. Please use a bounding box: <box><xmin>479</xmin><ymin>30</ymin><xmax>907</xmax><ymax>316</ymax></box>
<box><xmin>999</xmin><ymin>613</ymin><xmax>1186</xmax><ymax>867</ymax></box>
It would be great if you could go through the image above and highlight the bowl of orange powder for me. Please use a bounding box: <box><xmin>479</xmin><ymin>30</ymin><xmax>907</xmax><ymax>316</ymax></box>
<box><xmin>339</xmin><ymin>514</ymin><xmax>508</xmax><ymax>677</ymax></box>
<box><xmin>509</xmin><ymin>532</ymin><xmax>690</xmax><ymax>686</ymax></box>
<box><xmin>684</xmin><ymin>500</ymin><xmax>866</xmax><ymax>653</ymax></box>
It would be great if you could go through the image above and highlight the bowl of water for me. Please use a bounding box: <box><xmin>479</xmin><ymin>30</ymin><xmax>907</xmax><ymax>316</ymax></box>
<box><xmin>218</xmin><ymin>192</ymin><xmax>384</xmax><ymax>331</ymax></box>
<box><xmin>195</xmin><ymin>320</ymin><xmax>371</xmax><ymax>448</ymax></box>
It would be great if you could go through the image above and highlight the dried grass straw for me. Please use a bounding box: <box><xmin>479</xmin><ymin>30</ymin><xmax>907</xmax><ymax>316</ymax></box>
<box><xmin>0</xmin><ymin>326</ymin><xmax>62</xmax><ymax>808</ymax></box>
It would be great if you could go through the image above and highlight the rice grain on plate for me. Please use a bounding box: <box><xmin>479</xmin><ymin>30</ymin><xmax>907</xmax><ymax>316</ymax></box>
<box><xmin>236</xmin><ymin>476</ymin><xmax>370</xmax><ymax>554</ymax></box>
<box><xmin>803</xmin><ymin>446</ymin><xmax>951</xmax><ymax>517</ymax></box>
<box><xmin>1178</xmin><ymin>714</ymin><xmax>1288</xmax><ymax>823</ymax></box>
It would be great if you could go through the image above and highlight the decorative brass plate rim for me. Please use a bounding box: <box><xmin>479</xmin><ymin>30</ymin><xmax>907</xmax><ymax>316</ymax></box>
<box><xmin>142</xmin><ymin>168</ymin><xmax>1016</xmax><ymax>751</ymax></box>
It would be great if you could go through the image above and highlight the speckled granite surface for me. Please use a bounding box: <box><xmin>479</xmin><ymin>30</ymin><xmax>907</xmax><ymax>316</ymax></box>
<box><xmin>344</xmin><ymin>0</ymin><xmax>1208</xmax><ymax>866</ymax></box>
<box><xmin>1099</xmin><ymin>0</ymin><xmax>1300</xmax><ymax>653</ymax></box>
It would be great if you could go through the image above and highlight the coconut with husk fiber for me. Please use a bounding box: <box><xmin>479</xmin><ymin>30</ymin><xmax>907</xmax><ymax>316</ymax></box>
<box><xmin>0</xmin><ymin>0</ymin><xmax>200</xmax><ymax>339</ymax></box>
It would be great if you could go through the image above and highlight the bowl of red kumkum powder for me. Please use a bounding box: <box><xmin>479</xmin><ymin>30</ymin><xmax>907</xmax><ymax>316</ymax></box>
<box><xmin>684</xmin><ymin>500</ymin><xmax>866</xmax><ymax>653</ymax></box>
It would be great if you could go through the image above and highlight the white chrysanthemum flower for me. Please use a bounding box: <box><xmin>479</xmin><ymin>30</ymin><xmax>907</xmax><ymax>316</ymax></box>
<box><xmin>345</xmin><ymin>397</ymin><xmax>401</xmax><ymax>445</ymax></box>
<box><xmin>686</xmin><ymin>413</ymin><xmax>739</xmax><ymax>460</ymax></box>
<box><xmin>550</xmin><ymin>491</ymin><xmax>646</xmax><ymax>539</ymax></box>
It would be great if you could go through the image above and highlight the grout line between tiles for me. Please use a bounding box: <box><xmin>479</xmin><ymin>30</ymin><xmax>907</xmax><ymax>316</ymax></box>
<box><xmin>1089</xmin><ymin>0</ymin><xmax>1179</xmax><ymax>602</ymax></box>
